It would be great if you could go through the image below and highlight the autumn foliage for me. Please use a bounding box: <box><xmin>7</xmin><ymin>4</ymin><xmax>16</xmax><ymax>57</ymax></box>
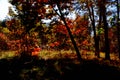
<box><xmin>32</xmin><ymin>47</ymin><xmax>42</xmax><ymax>56</ymax></box>
<box><xmin>0</xmin><ymin>0</ymin><xmax>119</xmax><ymax>61</ymax></box>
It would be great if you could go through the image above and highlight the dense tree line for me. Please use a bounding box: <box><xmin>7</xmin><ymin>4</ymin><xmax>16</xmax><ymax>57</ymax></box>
<box><xmin>0</xmin><ymin>0</ymin><xmax>119</xmax><ymax>60</ymax></box>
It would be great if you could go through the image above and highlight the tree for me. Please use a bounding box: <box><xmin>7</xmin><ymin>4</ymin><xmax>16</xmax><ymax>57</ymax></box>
<box><xmin>49</xmin><ymin>0</ymin><xmax>82</xmax><ymax>60</ymax></box>
<box><xmin>102</xmin><ymin>0</ymin><xmax>110</xmax><ymax>60</ymax></box>
<box><xmin>116</xmin><ymin>0</ymin><xmax>120</xmax><ymax>59</ymax></box>
<box><xmin>10</xmin><ymin>0</ymin><xmax>82</xmax><ymax>60</ymax></box>
<box><xmin>86</xmin><ymin>0</ymin><xmax>100</xmax><ymax>58</ymax></box>
<box><xmin>97</xmin><ymin>0</ymin><xmax>103</xmax><ymax>55</ymax></box>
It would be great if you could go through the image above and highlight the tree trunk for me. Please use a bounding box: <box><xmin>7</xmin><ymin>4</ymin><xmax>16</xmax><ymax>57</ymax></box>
<box><xmin>117</xmin><ymin>0</ymin><xmax>120</xmax><ymax>59</ymax></box>
<box><xmin>98</xmin><ymin>1</ymin><xmax>102</xmax><ymax>53</ymax></box>
<box><xmin>91</xmin><ymin>5</ymin><xmax>100</xmax><ymax>58</ymax></box>
<box><xmin>102</xmin><ymin>0</ymin><xmax>110</xmax><ymax>60</ymax></box>
<box><xmin>87</xmin><ymin>1</ymin><xmax>100</xmax><ymax>58</ymax></box>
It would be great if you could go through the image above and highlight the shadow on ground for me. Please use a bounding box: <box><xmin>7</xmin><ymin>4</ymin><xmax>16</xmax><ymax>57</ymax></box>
<box><xmin>0</xmin><ymin>55</ymin><xmax>120</xmax><ymax>80</ymax></box>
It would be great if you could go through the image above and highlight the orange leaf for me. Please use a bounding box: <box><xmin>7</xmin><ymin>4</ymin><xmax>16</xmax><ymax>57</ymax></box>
<box><xmin>32</xmin><ymin>51</ymin><xmax>39</xmax><ymax>56</ymax></box>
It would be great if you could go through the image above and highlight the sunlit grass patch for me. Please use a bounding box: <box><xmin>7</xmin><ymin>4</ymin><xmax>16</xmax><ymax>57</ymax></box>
<box><xmin>0</xmin><ymin>51</ymin><xmax>16</xmax><ymax>59</ymax></box>
<box><xmin>99</xmin><ymin>52</ymin><xmax>119</xmax><ymax>60</ymax></box>
<box><xmin>110</xmin><ymin>53</ymin><xmax>119</xmax><ymax>60</ymax></box>
<box><xmin>80</xmin><ymin>50</ymin><xmax>96</xmax><ymax>59</ymax></box>
<box><xmin>39</xmin><ymin>49</ymin><xmax>76</xmax><ymax>60</ymax></box>
<box><xmin>99</xmin><ymin>52</ymin><xmax>105</xmax><ymax>58</ymax></box>
<box><xmin>0</xmin><ymin>50</ymin><xmax>119</xmax><ymax>61</ymax></box>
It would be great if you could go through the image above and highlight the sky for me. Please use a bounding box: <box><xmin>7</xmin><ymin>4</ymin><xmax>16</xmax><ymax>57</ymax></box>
<box><xmin>0</xmin><ymin>0</ymin><xmax>76</xmax><ymax>21</ymax></box>
<box><xmin>0</xmin><ymin>0</ymin><xmax>12</xmax><ymax>21</ymax></box>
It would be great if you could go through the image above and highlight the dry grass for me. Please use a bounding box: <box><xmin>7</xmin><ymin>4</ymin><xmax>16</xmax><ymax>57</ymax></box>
<box><xmin>0</xmin><ymin>51</ymin><xmax>16</xmax><ymax>59</ymax></box>
<box><xmin>0</xmin><ymin>50</ymin><xmax>119</xmax><ymax>61</ymax></box>
<box><xmin>39</xmin><ymin>49</ymin><xmax>77</xmax><ymax>60</ymax></box>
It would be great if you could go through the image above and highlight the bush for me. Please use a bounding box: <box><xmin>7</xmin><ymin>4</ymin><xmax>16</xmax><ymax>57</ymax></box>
<box><xmin>0</xmin><ymin>33</ymin><xmax>9</xmax><ymax>50</ymax></box>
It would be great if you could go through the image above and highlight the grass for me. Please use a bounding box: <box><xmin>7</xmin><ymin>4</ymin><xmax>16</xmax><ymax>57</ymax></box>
<box><xmin>0</xmin><ymin>50</ymin><xmax>120</xmax><ymax>80</ymax></box>
<box><xmin>39</xmin><ymin>49</ymin><xmax>77</xmax><ymax>60</ymax></box>
<box><xmin>0</xmin><ymin>49</ymin><xmax>119</xmax><ymax>60</ymax></box>
<box><xmin>0</xmin><ymin>51</ymin><xmax>16</xmax><ymax>59</ymax></box>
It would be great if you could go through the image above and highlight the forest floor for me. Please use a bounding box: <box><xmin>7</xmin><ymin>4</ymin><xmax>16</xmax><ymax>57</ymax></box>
<box><xmin>0</xmin><ymin>50</ymin><xmax>120</xmax><ymax>80</ymax></box>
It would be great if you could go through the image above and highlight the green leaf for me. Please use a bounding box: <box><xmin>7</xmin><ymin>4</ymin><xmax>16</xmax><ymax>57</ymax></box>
<box><xmin>36</xmin><ymin>22</ymin><xmax>41</xmax><ymax>27</ymax></box>
<box><xmin>97</xmin><ymin>28</ymin><xmax>104</xmax><ymax>35</ymax></box>
<box><xmin>2</xmin><ymin>28</ymin><xmax>10</xmax><ymax>33</ymax></box>
<box><xmin>29</xmin><ymin>28</ymin><xmax>36</xmax><ymax>33</ymax></box>
<box><xmin>118</xmin><ymin>21</ymin><xmax>120</xmax><ymax>24</ymax></box>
